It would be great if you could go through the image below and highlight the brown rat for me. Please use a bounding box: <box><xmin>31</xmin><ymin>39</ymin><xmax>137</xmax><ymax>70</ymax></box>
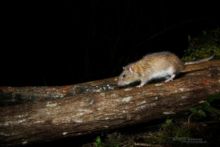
<box><xmin>118</xmin><ymin>51</ymin><xmax>214</xmax><ymax>87</ymax></box>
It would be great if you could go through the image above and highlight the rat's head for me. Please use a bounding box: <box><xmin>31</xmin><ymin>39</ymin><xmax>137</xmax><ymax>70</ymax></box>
<box><xmin>118</xmin><ymin>64</ymin><xmax>141</xmax><ymax>86</ymax></box>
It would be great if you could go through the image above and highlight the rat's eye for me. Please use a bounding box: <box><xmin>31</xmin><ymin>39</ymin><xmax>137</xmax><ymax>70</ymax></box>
<box><xmin>122</xmin><ymin>74</ymin><xmax>126</xmax><ymax>78</ymax></box>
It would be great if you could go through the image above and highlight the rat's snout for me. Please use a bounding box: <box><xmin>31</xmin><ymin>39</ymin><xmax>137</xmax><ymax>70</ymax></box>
<box><xmin>117</xmin><ymin>80</ymin><xmax>123</xmax><ymax>86</ymax></box>
<box><xmin>117</xmin><ymin>78</ymin><xmax>126</xmax><ymax>86</ymax></box>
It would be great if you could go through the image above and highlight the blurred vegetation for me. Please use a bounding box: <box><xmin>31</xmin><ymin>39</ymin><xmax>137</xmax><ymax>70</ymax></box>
<box><xmin>94</xmin><ymin>134</ymin><xmax>121</xmax><ymax>147</ymax></box>
<box><xmin>189</xmin><ymin>93</ymin><xmax>220</xmax><ymax>122</ymax></box>
<box><xmin>182</xmin><ymin>28</ymin><xmax>220</xmax><ymax>61</ymax></box>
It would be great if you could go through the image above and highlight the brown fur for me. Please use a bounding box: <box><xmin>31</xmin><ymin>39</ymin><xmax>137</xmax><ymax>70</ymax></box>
<box><xmin>118</xmin><ymin>51</ymin><xmax>213</xmax><ymax>87</ymax></box>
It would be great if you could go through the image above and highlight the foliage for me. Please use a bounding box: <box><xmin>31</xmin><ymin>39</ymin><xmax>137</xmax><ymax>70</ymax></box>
<box><xmin>94</xmin><ymin>134</ymin><xmax>121</xmax><ymax>147</ymax></box>
<box><xmin>182</xmin><ymin>28</ymin><xmax>220</xmax><ymax>61</ymax></box>
<box><xmin>189</xmin><ymin>93</ymin><xmax>220</xmax><ymax>122</ymax></box>
<box><xmin>95</xmin><ymin>136</ymin><xmax>102</xmax><ymax>147</ymax></box>
<box><xmin>153</xmin><ymin>119</ymin><xmax>191</xmax><ymax>144</ymax></box>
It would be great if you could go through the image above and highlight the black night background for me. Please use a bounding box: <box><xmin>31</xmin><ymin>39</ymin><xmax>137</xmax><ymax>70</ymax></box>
<box><xmin>1</xmin><ymin>0</ymin><xmax>220</xmax><ymax>146</ymax></box>
<box><xmin>1</xmin><ymin>1</ymin><xmax>220</xmax><ymax>86</ymax></box>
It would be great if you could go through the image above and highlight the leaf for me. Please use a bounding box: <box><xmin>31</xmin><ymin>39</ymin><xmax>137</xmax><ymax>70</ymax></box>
<box><xmin>197</xmin><ymin>109</ymin><xmax>206</xmax><ymax>118</ymax></box>
<box><xmin>95</xmin><ymin>136</ymin><xmax>102</xmax><ymax>147</ymax></box>
<box><xmin>190</xmin><ymin>107</ymin><xmax>198</xmax><ymax>114</ymax></box>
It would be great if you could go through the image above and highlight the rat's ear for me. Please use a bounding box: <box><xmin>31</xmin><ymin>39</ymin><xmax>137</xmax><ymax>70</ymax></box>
<box><xmin>129</xmin><ymin>66</ymin><xmax>133</xmax><ymax>73</ymax></box>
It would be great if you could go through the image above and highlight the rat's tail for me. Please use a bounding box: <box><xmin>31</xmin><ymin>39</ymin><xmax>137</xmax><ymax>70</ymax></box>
<box><xmin>184</xmin><ymin>54</ymin><xmax>214</xmax><ymax>65</ymax></box>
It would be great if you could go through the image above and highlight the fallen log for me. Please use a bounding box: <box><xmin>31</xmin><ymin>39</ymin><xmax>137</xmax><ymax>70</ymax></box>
<box><xmin>0</xmin><ymin>60</ymin><xmax>220</xmax><ymax>146</ymax></box>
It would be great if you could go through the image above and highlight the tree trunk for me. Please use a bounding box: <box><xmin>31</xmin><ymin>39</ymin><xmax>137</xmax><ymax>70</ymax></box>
<box><xmin>0</xmin><ymin>60</ymin><xmax>220</xmax><ymax>146</ymax></box>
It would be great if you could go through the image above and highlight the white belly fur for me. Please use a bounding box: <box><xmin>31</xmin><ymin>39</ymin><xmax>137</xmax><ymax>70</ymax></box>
<box><xmin>150</xmin><ymin>67</ymin><xmax>174</xmax><ymax>80</ymax></box>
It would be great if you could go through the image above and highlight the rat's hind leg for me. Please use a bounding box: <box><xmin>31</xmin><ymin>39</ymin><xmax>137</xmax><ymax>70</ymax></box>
<box><xmin>164</xmin><ymin>74</ymin><xmax>175</xmax><ymax>83</ymax></box>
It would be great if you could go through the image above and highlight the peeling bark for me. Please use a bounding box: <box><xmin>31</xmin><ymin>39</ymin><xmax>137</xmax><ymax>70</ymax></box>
<box><xmin>0</xmin><ymin>60</ymin><xmax>220</xmax><ymax>146</ymax></box>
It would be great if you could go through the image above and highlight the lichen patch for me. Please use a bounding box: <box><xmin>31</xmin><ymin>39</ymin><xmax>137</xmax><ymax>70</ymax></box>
<box><xmin>46</xmin><ymin>102</ymin><xmax>57</xmax><ymax>107</ymax></box>
<box><xmin>122</xmin><ymin>96</ymin><xmax>133</xmax><ymax>103</ymax></box>
<box><xmin>22</xmin><ymin>140</ymin><xmax>28</xmax><ymax>145</ymax></box>
<box><xmin>62</xmin><ymin>132</ymin><xmax>68</xmax><ymax>135</ymax></box>
<box><xmin>163</xmin><ymin>111</ymin><xmax>175</xmax><ymax>115</ymax></box>
<box><xmin>124</xmin><ymin>88</ymin><xmax>132</xmax><ymax>91</ymax></box>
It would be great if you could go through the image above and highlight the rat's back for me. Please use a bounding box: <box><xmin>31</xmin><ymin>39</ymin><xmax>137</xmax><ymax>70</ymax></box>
<box><xmin>141</xmin><ymin>51</ymin><xmax>184</xmax><ymax>73</ymax></box>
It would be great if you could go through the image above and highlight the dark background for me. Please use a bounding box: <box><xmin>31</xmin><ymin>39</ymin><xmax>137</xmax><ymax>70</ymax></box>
<box><xmin>1</xmin><ymin>1</ymin><xmax>220</xmax><ymax>146</ymax></box>
<box><xmin>1</xmin><ymin>1</ymin><xmax>220</xmax><ymax>86</ymax></box>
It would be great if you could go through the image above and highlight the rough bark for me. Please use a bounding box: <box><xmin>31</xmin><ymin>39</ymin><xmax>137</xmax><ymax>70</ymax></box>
<box><xmin>0</xmin><ymin>60</ymin><xmax>220</xmax><ymax>146</ymax></box>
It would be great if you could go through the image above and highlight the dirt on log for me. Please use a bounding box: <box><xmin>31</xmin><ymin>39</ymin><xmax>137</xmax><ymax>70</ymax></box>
<box><xmin>0</xmin><ymin>60</ymin><xmax>220</xmax><ymax>146</ymax></box>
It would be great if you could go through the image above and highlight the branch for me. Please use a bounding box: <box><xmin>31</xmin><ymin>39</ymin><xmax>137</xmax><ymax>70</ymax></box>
<box><xmin>0</xmin><ymin>60</ymin><xmax>220</xmax><ymax>146</ymax></box>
